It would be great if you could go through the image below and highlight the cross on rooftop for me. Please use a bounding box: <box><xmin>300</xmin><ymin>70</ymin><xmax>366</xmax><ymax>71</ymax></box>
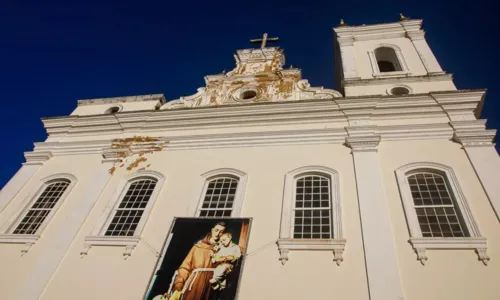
<box><xmin>250</xmin><ymin>33</ymin><xmax>279</xmax><ymax>49</ymax></box>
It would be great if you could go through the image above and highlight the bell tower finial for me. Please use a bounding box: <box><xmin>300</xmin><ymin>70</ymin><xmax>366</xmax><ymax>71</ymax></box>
<box><xmin>399</xmin><ymin>13</ymin><xmax>409</xmax><ymax>21</ymax></box>
<box><xmin>250</xmin><ymin>33</ymin><xmax>280</xmax><ymax>49</ymax></box>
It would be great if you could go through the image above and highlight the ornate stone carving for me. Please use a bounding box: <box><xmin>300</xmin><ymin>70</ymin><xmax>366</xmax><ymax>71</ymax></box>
<box><xmin>278</xmin><ymin>248</ymin><xmax>289</xmax><ymax>265</ymax></box>
<box><xmin>123</xmin><ymin>244</ymin><xmax>136</xmax><ymax>259</ymax></box>
<box><xmin>80</xmin><ymin>244</ymin><xmax>92</xmax><ymax>256</ymax></box>
<box><xmin>333</xmin><ymin>248</ymin><xmax>344</xmax><ymax>266</ymax></box>
<box><xmin>277</xmin><ymin>238</ymin><xmax>346</xmax><ymax>265</ymax></box>
<box><xmin>21</xmin><ymin>242</ymin><xmax>35</xmax><ymax>255</ymax></box>
<box><xmin>409</xmin><ymin>237</ymin><xmax>489</xmax><ymax>266</ymax></box>
<box><xmin>163</xmin><ymin>46</ymin><xmax>341</xmax><ymax>110</ymax></box>
<box><xmin>82</xmin><ymin>236</ymin><xmax>141</xmax><ymax>259</ymax></box>
<box><xmin>296</xmin><ymin>80</ymin><xmax>343</xmax><ymax>99</ymax></box>
<box><xmin>0</xmin><ymin>234</ymin><xmax>40</xmax><ymax>255</ymax></box>
<box><xmin>476</xmin><ymin>248</ymin><xmax>491</xmax><ymax>266</ymax></box>
<box><xmin>414</xmin><ymin>247</ymin><xmax>428</xmax><ymax>265</ymax></box>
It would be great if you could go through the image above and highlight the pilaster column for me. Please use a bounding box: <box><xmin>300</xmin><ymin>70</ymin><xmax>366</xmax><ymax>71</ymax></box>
<box><xmin>346</xmin><ymin>135</ymin><xmax>404</xmax><ymax>300</ymax></box>
<box><xmin>338</xmin><ymin>36</ymin><xmax>360</xmax><ymax>79</ymax></box>
<box><xmin>0</xmin><ymin>151</ymin><xmax>52</xmax><ymax>214</ymax></box>
<box><xmin>16</xmin><ymin>156</ymin><xmax>114</xmax><ymax>300</ymax></box>
<box><xmin>406</xmin><ymin>30</ymin><xmax>444</xmax><ymax>74</ymax></box>
<box><xmin>454</xmin><ymin>129</ymin><xmax>500</xmax><ymax>221</ymax></box>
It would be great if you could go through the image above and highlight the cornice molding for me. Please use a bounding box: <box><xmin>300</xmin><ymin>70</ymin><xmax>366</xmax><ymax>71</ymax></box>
<box><xmin>77</xmin><ymin>94</ymin><xmax>166</xmax><ymax>106</ymax></box>
<box><xmin>453</xmin><ymin>129</ymin><xmax>497</xmax><ymax>148</ymax></box>
<box><xmin>343</xmin><ymin>73</ymin><xmax>453</xmax><ymax>87</ymax></box>
<box><xmin>406</xmin><ymin>30</ymin><xmax>425</xmax><ymax>41</ymax></box>
<box><xmin>41</xmin><ymin>90</ymin><xmax>485</xmax><ymax>138</ymax></box>
<box><xmin>102</xmin><ymin>149</ymin><xmax>129</xmax><ymax>163</ymax></box>
<box><xmin>23</xmin><ymin>151</ymin><xmax>52</xmax><ymax>166</ymax></box>
<box><xmin>337</xmin><ymin>36</ymin><xmax>354</xmax><ymax>46</ymax></box>
<box><xmin>345</xmin><ymin>125</ymin><xmax>377</xmax><ymax>137</ymax></box>
<box><xmin>43</xmin><ymin>100</ymin><xmax>347</xmax><ymax>136</ymax></box>
<box><xmin>28</xmin><ymin>90</ymin><xmax>490</xmax><ymax>154</ymax></box>
<box><xmin>430</xmin><ymin>89</ymin><xmax>486</xmax><ymax>102</ymax></box>
<box><xmin>345</xmin><ymin>135</ymin><xmax>381</xmax><ymax>152</ymax></box>
<box><xmin>449</xmin><ymin>119</ymin><xmax>487</xmax><ymax>131</ymax></box>
<box><xmin>28</xmin><ymin>122</ymin><xmax>463</xmax><ymax>156</ymax></box>
<box><xmin>378</xmin><ymin>123</ymin><xmax>453</xmax><ymax>141</ymax></box>
<box><xmin>334</xmin><ymin>19</ymin><xmax>423</xmax><ymax>41</ymax></box>
<box><xmin>431</xmin><ymin>90</ymin><xmax>486</xmax><ymax>120</ymax></box>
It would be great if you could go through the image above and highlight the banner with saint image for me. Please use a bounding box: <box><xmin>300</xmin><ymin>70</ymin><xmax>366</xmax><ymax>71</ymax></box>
<box><xmin>145</xmin><ymin>218</ymin><xmax>251</xmax><ymax>300</ymax></box>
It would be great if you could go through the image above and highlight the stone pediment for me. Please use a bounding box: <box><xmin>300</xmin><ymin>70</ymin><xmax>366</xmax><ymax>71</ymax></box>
<box><xmin>163</xmin><ymin>47</ymin><xmax>342</xmax><ymax>110</ymax></box>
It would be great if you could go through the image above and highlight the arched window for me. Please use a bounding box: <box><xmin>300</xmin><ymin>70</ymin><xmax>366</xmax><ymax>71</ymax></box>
<box><xmin>82</xmin><ymin>172</ymin><xmax>164</xmax><ymax>257</ymax></box>
<box><xmin>407</xmin><ymin>171</ymin><xmax>468</xmax><ymax>238</ymax></box>
<box><xmin>13</xmin><ymin>179</ymin><xmax>71</xmax><ymax>235</ymax></box>
<box><xmin>104</xmin><ymin>177</ymin><xmax>158</xmax><ymax>236</ymax></box>
<box><xmin>198</xmin><ymin>175</ymin><xmax>239</xmax><ymax>218</ymax></box>
<box><xmin>293</xmin><ymin>174</ymin><xmax>332</xmax><ymax>239</ymax></box>
<box><xmin>395</xmin><ymin>163</ymin><xmax>489</xmax><ymax>265</ymax></box>
<box><xmin>375</xmin><ymin>47</ymin><xmax>403</xmax><ymax>72</ymax></box>
<box><xmin>277</xmin><ymin>166</ymin><xmax>344</xmax><ymax>265</ymax></box>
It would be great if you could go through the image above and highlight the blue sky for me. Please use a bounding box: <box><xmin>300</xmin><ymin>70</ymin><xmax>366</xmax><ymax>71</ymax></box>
<box><xmin>0</xmin><ymin>0</ymin><xmax>498</xmax><ymax>189</ymax></box>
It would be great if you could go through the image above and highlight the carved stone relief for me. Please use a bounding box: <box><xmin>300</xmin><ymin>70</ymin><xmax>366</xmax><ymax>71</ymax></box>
<box><xmin>163</xmin><ymin>47</ymin><xmax>342</xmax><ymax>110</ymax></box>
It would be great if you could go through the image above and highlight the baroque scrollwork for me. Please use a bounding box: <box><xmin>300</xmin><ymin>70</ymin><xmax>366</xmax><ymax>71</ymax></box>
<box><xmin>162</xmin><ymin>47</ymin><xmax>342</xmax><ymax>110</ymax></box>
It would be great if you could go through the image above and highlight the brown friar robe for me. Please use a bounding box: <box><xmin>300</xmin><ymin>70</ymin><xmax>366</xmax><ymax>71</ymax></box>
<box><xmin>173</xmin><ymin>235</ymin><xmax>217</xmax><ymax>300</ymax></box>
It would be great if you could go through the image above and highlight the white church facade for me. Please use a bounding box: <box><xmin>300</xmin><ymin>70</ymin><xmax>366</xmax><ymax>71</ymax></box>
<box><xmin>0</xmin><ymin>17</ymin><xmax>500</xmax><ymax>300</ymax></box>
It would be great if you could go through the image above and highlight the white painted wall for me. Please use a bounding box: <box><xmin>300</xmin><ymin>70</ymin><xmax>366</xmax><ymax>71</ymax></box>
<box><xmin>379</xmin><ymin>140</ymin><xmax>500</xmax><ymax>300</ymax></box>
<box><xmin>0</xmin><ymin>154</ymin><xmax>109</xmax><ymax>299</ymax></box>
<box><xmin>353</xmin><ymin>38</ymin><xmax>428</xmax><ymax>79</ymax></box>
<box><xmin>0</xmin><ymin>138</ymin><xmax>499</xmax><ymax>300</ymax></box>
<box><xmin>0</xmin><ymin>145</ymin><xmax>369</xmax><ymax>300</ymax></box>
<box><xmin>345</xmin><ymin>80</ymin><xmax>456</xmax><ymax>97</ymax></box>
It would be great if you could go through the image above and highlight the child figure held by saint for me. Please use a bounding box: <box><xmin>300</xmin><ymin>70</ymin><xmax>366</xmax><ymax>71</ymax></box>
<box><xmin>209</xmin><ymin>232</ymin><xmax>242</xmax><ymax>290</ymax></box>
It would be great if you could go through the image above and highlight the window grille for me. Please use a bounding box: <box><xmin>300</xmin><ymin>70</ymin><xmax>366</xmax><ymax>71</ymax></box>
<box><xmin>199</xmin><ymin>176</ymin><xmax>238</xmax><ymax>218</ymax></box>
<box><xmin>13</xmin><ymin>179</ymin><xmax>70</xmax><ymax>235</ymax></box>
<box><xmin>408</xmin><ymin>172</ymin><xmax>468</xmax><ymax>238</ymax></box>
<box><xmin>105</xmin><ymin>178</ymin><xmax>157</xmax><ymax>236</ymax></box>
<box><xmin>293</xmin><ymin>175</ymin><xmax>332</xmax><ymax>239</ymax></box>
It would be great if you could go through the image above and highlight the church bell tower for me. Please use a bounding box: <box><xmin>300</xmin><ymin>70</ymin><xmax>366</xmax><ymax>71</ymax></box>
<box><xmin>333</xmin><ymin>16</ymin><xmax>456</xmax><ymax>97</ymax></box>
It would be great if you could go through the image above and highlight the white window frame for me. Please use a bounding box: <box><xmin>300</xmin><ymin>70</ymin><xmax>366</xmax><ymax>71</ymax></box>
<box><xmin>277</xmin><ymin>166</ymin><xmax>345</xmax><ymax>265</ymax></box>
<box><xmin>395</xmin><ymin>162</ymin><xmax>489</xmax><ymax>265</ymax></box>
<box><xmin>368</xmin><ymin>44</ymin><xmax>410</xmax><ymax>78</ymax></box>
<box><xmin>195</xmin><ymin>168</ymin><xmax>248</xmax><ymax>218</ymax></box>
<box><xmin>83</xmin><ymin>170</ymin><xmax>165</xmax><ymax>258</ymax></box>
<box><xmin>0</xmin><ymin>173</ymin><xmax>77</xmax><ymax>254</ymax></box>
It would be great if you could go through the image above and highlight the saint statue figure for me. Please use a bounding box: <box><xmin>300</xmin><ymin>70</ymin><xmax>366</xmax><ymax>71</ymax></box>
<box><xmin>169</xmin><ymin>222</ymin><xmax>226</xmax><ymax>300</ymax></box>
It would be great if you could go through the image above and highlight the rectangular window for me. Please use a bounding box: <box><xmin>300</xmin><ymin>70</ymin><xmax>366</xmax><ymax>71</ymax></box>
<box><xmin>293</xmin><ymin>175</ymin><xmax>332</xmax><ymax>239</ymax></box>
<box><xmin>408</xmin><ymin>172</ymin><xmax>468</xmax><ymax>238</ymax></box>
<box><xmin>199</xmin><ymin>177</ymin><xmax>238</xmax><ymax>218</ymax></box>
<box><xmin>105</xmin><ymin>178</ymin><xmax>157</xmax><ymax>236</ymax></box>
